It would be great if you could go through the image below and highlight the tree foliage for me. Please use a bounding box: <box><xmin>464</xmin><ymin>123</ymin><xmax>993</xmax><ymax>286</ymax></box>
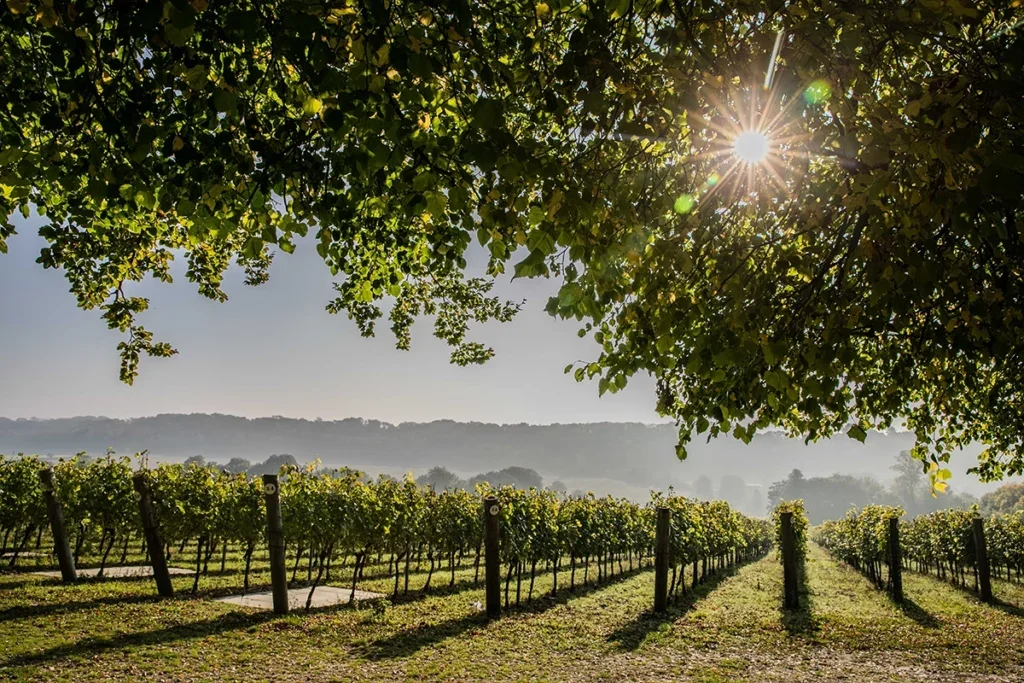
<box><xmin>2</xmin><ymin>0</ymin><xmax>1023</xmax><ymax>476</ymax></box>
<box><xmin>767</xmin><ymin>459</ymin><xmax>975</xmax><ymax>524</ymax></box>
<box><xmin>980</xmin><ymin>483</ymin><xmax>1024</xmax><ymax>516</ymax></box>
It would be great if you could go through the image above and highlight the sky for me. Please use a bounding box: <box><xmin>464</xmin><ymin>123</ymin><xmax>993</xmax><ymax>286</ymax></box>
<box><xmin>0</xmin><ymin>212</ymin><xmax>662</xmax><ymax>423</ymax></box>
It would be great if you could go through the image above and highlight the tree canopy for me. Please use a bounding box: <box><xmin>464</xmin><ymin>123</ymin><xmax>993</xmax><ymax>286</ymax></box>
<box><xmin>980</xmin><ymin>482</ymin><xmax>1024</xmax><ymax>516</ymax></box>
<box><xmin>767</xmin><ymin>456</ymin><xmax>977</xmax><ymax>523</ymax></box>
<box><xmin>2</xmin><ymin>0</ymin><xmax>1022</xmax><ymax>478</ymax></box>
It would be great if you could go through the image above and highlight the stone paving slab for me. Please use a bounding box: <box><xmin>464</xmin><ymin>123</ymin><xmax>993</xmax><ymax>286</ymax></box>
<box><xmin>34</xmin><ymin>565</ymin><xmax>192</xmax><ymax>578</ymax></box>
<box><xmin>216</xmin><ymin>586</ymin><xmax>383</xmax><ymax>610</ymax></box>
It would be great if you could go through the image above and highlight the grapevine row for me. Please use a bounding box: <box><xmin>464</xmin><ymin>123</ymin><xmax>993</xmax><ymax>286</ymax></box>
<box><xmin>813</xmin><ymin>505</ymin><xmax>904</xmax><ymax>590</ymax></box>
<box><xmin>901</xmin><ymin>508</ymin><xmax>1011</xmax><ymax>589</ymax></box>
<box><xmin>772</xmin><ymin>499</ymin><xmax>808</xmax><ymax>564</ymax></box>
<box><xmin>816</xmin><ymin>506</ymin><xmax>1024</xmax><ymax>603</ymax></box>
<box><xmin>0</xmin><ymin>455</ymin><xmax>770</xmax><ymax>607</ymax></box>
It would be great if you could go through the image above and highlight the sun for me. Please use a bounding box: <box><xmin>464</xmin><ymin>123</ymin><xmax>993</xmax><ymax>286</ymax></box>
<box><xmin>670</xmin><ymin>71</ymin><xmax>829</xmax><ymax>208</ymax></box>
<box><xmin>733</xmin><ymin>130</ymin><xmax>770</xmax><ymax>164</ymax></box>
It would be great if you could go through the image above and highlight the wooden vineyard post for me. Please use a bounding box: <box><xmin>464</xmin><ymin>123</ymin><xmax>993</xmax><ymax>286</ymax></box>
<box><xmin>888</xmin><ymin>517</ymin><xmax>903</xmax><ymax>604</ymax></box>
<box><xmin>484</xmin><ymin>496</ymin><xmax>501</xmax><ymax>619</ymax></box>
<box><xmin>781</xmin><ymin>511</ymin><xmax>799</xmax><ymax>609</ymax></box>
<box><xmin>38</xmin><ymin>467</ymin><xmax>76</xmax><ymax>583</ymax></box>
<box><xmin>132</xmin><ymin>472</ymin><xmax>174</xmax><ymax>597</ymax></box>
<box><xmin>973</xmin><ymin>517</ymin><xmax>993</xmax><ymax>604</ymax></box>
<box><xmin>654</xmin><ymin>507</ymin><xmax>670</xmax><ymax>613</ymax></box>
<box><xmin>263</xmin><ymin>474</ymin><xmax>289</xmax><ymax>614</ymax></box>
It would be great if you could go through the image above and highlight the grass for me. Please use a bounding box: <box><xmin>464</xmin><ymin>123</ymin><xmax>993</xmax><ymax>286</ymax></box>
<box><xmin>2</xmin><ymin>544</ymin><xmax>1024</xmax><ymax>681</ymax></box>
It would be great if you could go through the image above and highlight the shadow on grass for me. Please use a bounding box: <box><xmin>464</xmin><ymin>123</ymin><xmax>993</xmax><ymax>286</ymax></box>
<box><xmin>816</xmin><ymin>548</ymin><xmax>941</xmax><ymax>630</ymax></box>
<box><xmin>363</xmin><ymin>558</ymin><xmax>643</xmax><ymax>608</ymax></box>
<box><xmin>385</xmin><ymin>575</ymin><xmax>484</xmax><ymax>606</ymax></box>
<box><xmin>360</xmin><ymin>564</ymin><xmax>654</xmax><ymax>660</ymax></box>
<box><xmin>0</xmin><ymin>575</ymin><xmax>63</xmax><ymax>591</ymax></box>
<box><xmin>989</xmin><ymin>597</ymin><xmax>1024</xmax><ymax>619</ymax></box>
<box><xmin>897</xmin><ymin>596</ymin><xmax>940</xmax><ymax>628</ymax></box>
<box><xmin>908</xmin><ymin>565</ymin><xmax>1024</xmax><ymax>619</ymax></box>
<box><xmin>607</xmin><ymin>555</ymin><xmax>764</xmax><ymax>652</ymax></box>
<box><xmin>781</xmin><ymin>563</ymin><xmax>819</xmax><ymax>637</ymax></box>
<box><xmin>1</xmin><ymin>609</ymin><xmax>284</xmax><ymax>668</ymax></box>
<box><xmin>357</xmin><ymin>611</ymin><xmax>488</xmax><ymax>660</ymax></box>
<box><xmin>0</xmin><ymin>593</ymin><xmax>159</xmax><ymax>624</ymax></box>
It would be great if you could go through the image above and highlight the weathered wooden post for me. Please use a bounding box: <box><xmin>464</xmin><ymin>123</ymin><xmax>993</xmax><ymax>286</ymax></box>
<box><xmin>132</xmin><ymin>472</ymin><xmax>174</xmax><ymax>597</ymax></box>
<box><xmin>654</xmin><ymin>507</ymin><xmax>670</xmax><ymax>613</ymax></box>
<box><xmin>263</xmin><ymin>474</ymin><xmax>289</xmax><ymax>614</ymax></box>
<box><xmin>973</xmin><ymin>517</ymin><xmax>993</xmax><ymax>603</ymax></box>
<box><xmin>38</xmin><ymin>467</ymin><xmax>76</xmax><ymax>583</ymax></box>
<box><xmin>484</xmin><ymin>496</ymin><xmax>501</xmax><ymax>619</ymax></box>
<box><xmin>888</xmin><ymin>517</ymin><xmax>903</xmax><ymax>603</ymax></box>
<box><xmin>781</xmin><ymin>511</ymin><xmax>799</xmax><ymax>609</ymax></box>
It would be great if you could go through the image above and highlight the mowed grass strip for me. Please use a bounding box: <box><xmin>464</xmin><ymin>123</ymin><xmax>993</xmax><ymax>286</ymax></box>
<box><xmin>2</xmin><ymin>545</ymin><xmax>1024</xmax><ymax>681</ymax></box>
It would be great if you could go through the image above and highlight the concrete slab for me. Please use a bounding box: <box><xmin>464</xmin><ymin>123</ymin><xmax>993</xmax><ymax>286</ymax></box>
<box><xmin>216</xmin><ymin>586</ymin><xmax>383</xmax><ymax>610</ymax></box>
<box><xmin>33</xmin><ymin>565</ymin><xmax>192</xmax><ymax>579</ymax></box>
<box><xmin>1</xmin><ymin>551</ymin><xmax>49</xmax><ymax>558</ymax></box>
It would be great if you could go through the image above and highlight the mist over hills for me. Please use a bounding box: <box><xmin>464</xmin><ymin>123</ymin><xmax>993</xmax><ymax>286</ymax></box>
<box><xmin>0</xmin><ymin>413</ymin><xmax>998</xmax><ymax>499</ymax></box>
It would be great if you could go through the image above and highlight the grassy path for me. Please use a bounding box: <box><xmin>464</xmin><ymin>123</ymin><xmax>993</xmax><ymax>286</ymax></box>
<box><xmin>2</xmin><ymin>545</ymin><xmax>1023</xmax><ymax>681</ymax></box>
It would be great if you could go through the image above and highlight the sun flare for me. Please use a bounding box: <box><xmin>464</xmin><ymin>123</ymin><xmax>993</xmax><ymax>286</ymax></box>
<box><xmin>733</xmin><ymin>130</ymin><xmax>770</xmax><ymax>164</ymax></box>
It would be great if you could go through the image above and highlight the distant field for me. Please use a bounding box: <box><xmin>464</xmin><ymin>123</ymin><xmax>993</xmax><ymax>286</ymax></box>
<box><xmin>2</xmin><ymin>544</ymin><xmax>1023</xmax><ymax>682</ymax></box>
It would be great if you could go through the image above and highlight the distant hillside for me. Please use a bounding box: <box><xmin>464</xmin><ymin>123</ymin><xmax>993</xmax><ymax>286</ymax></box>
<box><xmin>0</xmin><ymin>413</ymin><xmax>977</xmax><ymax>495</ymax></box>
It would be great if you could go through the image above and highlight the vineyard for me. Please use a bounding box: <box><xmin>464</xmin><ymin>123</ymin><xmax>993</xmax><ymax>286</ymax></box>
<box><xmin>814</xmin><ymin>504</ymin><xmax>1024</xmax><ymax>607</ymax></box>
<box><xmin>0</xmin><ymin>454</ymin><xmax>771</xmax><ymax>611</ymax></box>
<box><xmin>814</xmin><ymin>505</ymin><xmax>904</xmax><ymax>591</ymax></box>
<box><xmin>4</xmin><ymin>455</ymin><xmax>1024</xmax><ymax>680</ymax></box>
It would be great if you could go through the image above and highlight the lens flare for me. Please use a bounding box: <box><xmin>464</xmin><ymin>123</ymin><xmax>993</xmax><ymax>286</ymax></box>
<box><xmin>673</xmin><ymin>194</ymin><xmax>696</xmax><ymax>214</ymax></box>
<box><xmin>733</xmin><ymin>131</ymin><xmax>769</xmax><ymax>164</ymax></box>
<box><xmin>804</xmin><ymin>79</ymin><xmax>831</xmax><ymax>105</ymax></box>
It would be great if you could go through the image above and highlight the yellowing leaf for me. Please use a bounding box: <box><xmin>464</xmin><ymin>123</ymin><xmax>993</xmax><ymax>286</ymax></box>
<box><xmin>303</xmin><ymin>97</ymin><xmax>323</xmax><ymax>116</ymax></box>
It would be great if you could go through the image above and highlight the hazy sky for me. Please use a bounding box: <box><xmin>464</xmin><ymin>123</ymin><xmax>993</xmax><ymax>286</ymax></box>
<box><xmin>0</xmin><ymin>213</ymin><xmax>662</xmax><ymax>423</ymax></box>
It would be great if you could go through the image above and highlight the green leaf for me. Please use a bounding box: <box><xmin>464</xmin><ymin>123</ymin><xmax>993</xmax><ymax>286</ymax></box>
<box><xmin>471</xmin><ymin>98</ymin><xmax>502</xmax><ymax>130</ymax></box>
<box><xmin>527</xmin><ymin>205</ymin><xmax>545</xmax><ymax>227</ymax></box>
<box><xmin>424</xmin><ymin>191</ymin><xmax>447</xmax><ymax>219</ymax></box>
<box><xmin>526</xmin><ymin>229</ymin><xmax>556</xmax><ymax>255</ymax></box>
<box><xmin>557</xmin><ymin>282</ymin><xmax>582</xmax><ymax>308</ymax></box>
<box><xmin>213</xmin><ymin>89</ymin><xmax>239</xmax><ymax>114</ymax></box>
<box><xmin>991</xmin><ymin>152</ymin><xmax>1024</xmax><ymax>174</ymax></box>
<box><xmin>0</xmin><ymin>147</ymin><xmax>23</xmax><ymax>165</ymax></box>
<box><xmin>241</xmin><ymin>236</ymin><xmax>262</xmax><ymax>259</ymax></box>
<box><xmin>184</xmin><ymin>65</ymin><xmax>208</xmax><ymax>90</ymax></box>
<box><xmin>134</xmin><ymin>189</ymin><xmax>157</xmax><ymax>210</ymax></box>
